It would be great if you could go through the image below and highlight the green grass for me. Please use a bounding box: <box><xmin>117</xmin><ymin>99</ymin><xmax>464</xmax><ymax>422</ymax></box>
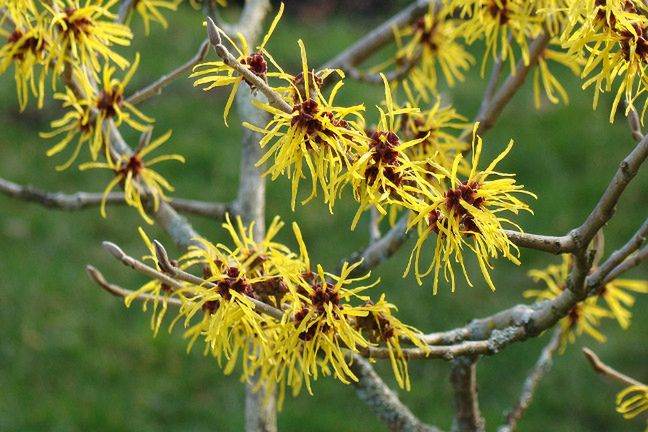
<box><xmin>0</xmin><ymin>4</ymin><xmax>646</xmax><ymax>431</ymax></box>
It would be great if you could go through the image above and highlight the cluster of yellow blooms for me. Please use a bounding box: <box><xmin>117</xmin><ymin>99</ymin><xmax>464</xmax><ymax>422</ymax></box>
<box><xmin>0</xmin><ymin>0</ymin><xmax>183</xmax><ymax>222</ymax></box>
<box><xmin>193</xmin><ymin>7</ymin><xmax>535</xmax><ymax>293</ymax></box>
<box><xmin>2</xmin><ymin>0</ymin><xmax>647</xmax><ymax>416</ymax></box>
<box><xmin>131</xmin><ymin>216</ymin><xmax>427</xmax><ymax>406</ymax></box>
<box><xmin>524</xmin><ymin>255</ymin><xmax>648</xmax><ymax>349</ymax></box>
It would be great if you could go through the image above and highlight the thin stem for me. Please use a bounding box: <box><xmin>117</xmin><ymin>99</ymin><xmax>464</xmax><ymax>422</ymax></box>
<box><xmin>86</xmin><ymin>265</ymin><xmax>183</xmax><ymax>306</ymax></box>
<box><xmin>0</xmin><ymin>176</ymin><xmax>231</xmax><ymax>219</ymax></box>
<box><xmin>499</xmin><ymin>327</ymin><xmax>563</xmax><ymax>432</ymax></box>
<box><xmin>349</xmin><ymin>354</ymin><xmax>442</xmax><ymax>432</ymax></box>
<box><xmin>126</xmin><ymin>39</ymin><xmax>210</xmax><ymax>106</ymax></box>
<box><xmin>582</xmin><ymin>348</ymin><xmax>644</xmax><ymax>387</ymax></box>
<box><xmin>450</xmin><ymin>357</ymin><xmax>485</xmax><ymax>432</ymax></box>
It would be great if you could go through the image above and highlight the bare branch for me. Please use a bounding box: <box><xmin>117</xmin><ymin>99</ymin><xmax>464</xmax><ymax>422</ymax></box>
<box><xmin>572</xmin><ymin>133</ymin><xmax>648</xmax><ymax>248</ymax></box>
<box><xmin>499</xmin><ymin>327</ymin><xmax>563</xmax><ymax>432</ymax></box>
<box><xmin>626</xmin><ymin>102</ymin><xmax>644</xmax><ymax>142</ymax></box>
<box><xmin>450</xmin><ymin>357</ymin><xmax>485</xmax><ymax>432</ymax></box>
<box><xmin>369</xmin><ymin>206</ymin><xmax>382</xmax><ymax>244</ymax></box>
<box><xmin>344</xmin><ymin>213</ymin><xmax>410</xmax><ymax>277</ymax></box>
<box><xmin>345</xmin><ymin>52</ymin><xmax>421</xmax><ymax>85</ymax></box>
<box><xmin>503</xmin><ymin>230</ymin><xmax>575</xmax><ymax>254</ymax></box>
<box><xmin>467</xmin><ymin>32</ymin><xmax>551</xmax><ymax>142</ymax></box>
<box><xmin>0</xmin><ymin>176</ymin><xmax>231</xmax><ymax>219</ymax></box>
<box><xmin>322</xmin><ymin>0</ymin><xmax>432</xmax><ymax>71</ymax></box>
<box><xmin>349</xmin><ymin>354</ymin><xmax>443</xmax><ymax>432</ymax></box>
<box><xmin>86</xmin><ymin>265</ymin><xmax>183</xmax><ymax>306</ymax></box>
<box><xmin>480</xmin><ymin>56</ymin><xmax>504</xmax><ymax>111</ymax></box>
<box><xmin>603</xmin><ymin>245</ymin><xmax>648</xmax><ymax>283</ymax></box>
<box><xmin>361</xmin><ymin>327</ymin><xmax>525</xmax><ymax>361</ymax></box>
<box><xmin>126</xmin><ymin>39</ymin><xmax>210</xmax><ymax>106</ymax></box>
<box><xmin>587</xmin><ymin>217</ymin><xmax>648</xmax><ymax>288</ymax></box>
<box><xmin>117</xmin><ymin>0</ymin><xmax>135</xmax><ymax>24</ymax></box>
<box><xmin>582</xmin><ymin>348</ymin><xmax>644</xmax><ymax>387</ymax></box>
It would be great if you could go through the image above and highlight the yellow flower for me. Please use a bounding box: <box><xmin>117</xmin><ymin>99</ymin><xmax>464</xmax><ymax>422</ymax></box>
<box><xmin>399</xmin><ymin>81</ymin><xmax>470</xmax><ymax>179</ymax></box>
<box><xmin>263</xmin><ymin>261</ymin><xmax>378</xmax><ymax>404</ymax></box>
<box><xmin>599</xmin><ymin>278</ymin><xmax>648</xmax><ymax>330</ymax></box>
<box><xmin>128</xmin><ymin>0</ymin><xmax>180</xmax><ymax>35</ymax></box>
<box><xmin>79</xmin><ymin>129</ymin><xmax>184</xmax><ymax>224</ymax></box>
<box><xmin>524</xmin><ymin>255</ymin><xmax>612</xmax><ymax>348</ymax></box>
<box><xmin>245</xmin><ymin>40</ymin><xmax>367</xmax><ymax>211</ymax></box>
<box><xmin>394</xmin><ymin>7</ymin><xmax>474</xmax><ymax>94</ymax></box>
<box><xmin>565</xmin><ymin>1</ymin><xmax>648</xmax><ymax>122</ymax></box>
<box><xmin>45</xmin><ymin>0</ymin><xmax>132</xmax><ymax>73</ymax></box>
<box><xmin>452</xmin><ymin>0</ymin><xmax>543</xmax><ymax>75</ymax></box>
<box><xmin>616</xmin><ymin>384</ymin><xmax>648</xmax><ymax>420</ymax></box>
<box><xmin>533</xmin><ymin>40</ymin><xmax>582</xmax><ymax>109</ymax></box>
<box><xmin>407</xmin><ymin>123</ymin><xmax>535</xmax><ymax>293</ymax></box>
<box><xmin>0</xmin><ymin>10</ymin><xmax>51</xmax><ymax>110</ymax></box>
<box><xmin>191</xmin><ymin>2</ymin><xmax>284</xmax><ymax>124</ymax></box>
<box><xmin>355</xmin><ymin>294</ymin><xmax>428</xmax><ymax>390</ymax></box>
<box><xmin>348</xmin><ymin>74</ymin><xmax>433</xmax><ymax>229</ymax></box>
<box><xmin>42</xmin><ymin>56</ymin><xmax>152</xmax><ymax>165</ymax></box>
<box><xmin>40</xmin><ymin>85</ymin><xmax>93</xmax><ymax>170</ymax></box>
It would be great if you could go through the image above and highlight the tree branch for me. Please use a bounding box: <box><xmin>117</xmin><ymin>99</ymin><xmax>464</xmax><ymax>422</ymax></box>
<box><xmin>86</xmin><ymin>265</ymin><xmax>183</xmax><ymax>306</ymax></box>
<box><xmin>498</xmin><ymin>327</ymin><xmax>563</xmax><ymax>432</ymax></box>
<box><xmin>603</xmin><ymin>245</ymin><xmax>648</xmax><ymax>284</ymax></box>
<box><xmin>572</xmin><ymin>132</ymin><xmax>648</xmax><ymax>248</ymax></box>
<box><xmin>467</xmin><ymin>32</ymin><xmax>551</xmax><ymax>142</ymax></box>
<box><xmin>0</xmin><ymin>176</ymin><xmax>231</xmax><ymax>219</ymax></box>
<box><xmin>587</xmin><ymin>217</ymin><xmax>648</xmax><ymax>288</ymax></box>
<box><xmin>450</xmin><ymin>356</ymin><xmax>485</xmax><ymax>432</ymax></box>
<box><xmin>102</xmin><ymin>240</ymin><xmax>284</xmax><ymax>320</ymax></box>
<box><xmin>582</xmin><ymin>348</ymin><xmax>644</xmax><ymax>387</ymax></box>
<box><xmin>117</xmin><ymin>0</ymin><xmax>135</xmax><ymax>24</ymax></box>
<box><xmin>349</xmin><ymin>354</ymin><xmax>442</xmax><ymax>432</ymax></box>
<box><xmin>126</xmin><ymin>39</ymin><xmax>210</xmax><ymax>106</ymax></box>
<box><xmin>322</xmin><ymin>0</ymin><xmax>432</xmax><ymax>71</ymax></box>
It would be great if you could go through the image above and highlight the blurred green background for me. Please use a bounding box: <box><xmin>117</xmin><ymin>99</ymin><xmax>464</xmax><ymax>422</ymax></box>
<box><xmin>0</xmin><ymin>2</ymin><xmax>646</xmax><ymax>431</ymax></box>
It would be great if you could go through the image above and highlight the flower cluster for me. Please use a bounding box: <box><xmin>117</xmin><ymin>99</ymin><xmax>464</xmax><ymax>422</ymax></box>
<box><xmin>524</xmin><ymin>254</ymin><xmax>648</xmax><ymax>348</ymax></box>
<box><xmin>0</xmin><ymin>1</ymin><xmax>186</xmax><ymax>224</ymax></box>
<box><xmin>193</xmin><ymin>7</ymin><xmax>536</xmax><ymax>292</ymax></box>
<box><xmin>128</xmin><ymin>216</ymin><xmax>427</xmax><ymax>406</ymax></box>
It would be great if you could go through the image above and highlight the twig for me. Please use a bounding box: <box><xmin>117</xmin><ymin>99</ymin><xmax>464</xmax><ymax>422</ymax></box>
<box><xmin>603</xmin><ymin>245</ymin><xmax>648</xmax><ymax>283</ymax></box>
<box><xmin>361</xmin><ymin>327</ymin><xmax>525</xmax><ymax>361</ymax></box>
<box><xmin>349</xmin><ymin>354</ymin><xmax>443</xmax><ymax>432</ymax></box>
<box><xmin>626</xmin><ymin>102</ymin><xmax>644</xmax><ymax>142</ymax></box>
<box><xmin>345</xmin><ymin>52</ymin><xmax>421</xmax><ymax>85</ymax></box>
<box><xmin>86</xmin><ymin>265</ymin><xmax>183</xmax><ymax>306</ymax></box>
<box><xmin>369</xmin><ymin>206</ymin><xmax>382</xmax><ymax>243</ymax></box>
<box><xmin>466</xmin><ymin>32</ymin><xmax>551</xmax><ymax>142</ymax></box>
<box><xmin>103</xmin><ymin>240</ymin><xmax>284</xmax><ymax>321</ymax></box>
<box><xmin>480</xmin><ymin>56</ymin><xmax>504</xmax><ymax>111</ymax></box>
<box><xmin>572</xmin><ymin>133</ymin><xmax>648</xmax><ymax>248</ymax></box>
<box><xmin>117</xmin><ymin>0</ymin><xmax>135</xmax><ymax>24</ymax></box>
<box><xmin>450</xmin><ymin>356</ymin><xmax>485</xmax><ymax>432</ymax></box>
<box><xmin>322</xmin><ymin>0</ymin><xmax>433</xmax><ymax>71</ymax></box>
<box><xmin>206</xmin><ymin>17</ymin><xmax>292</xmax><ymax>114</ymax></box>
<box><xmin>0</xmin><ymin>176</ymin><xmax>232</xmax><ymax>219</ymax></box>
<box><xmin>499</xmin><ymin>327</ymin><xmax>563</xmax><ymax>432</ymax></box>
<box><xmin>503</xmin><ymin>230</ymin><xmax>575</xmax><ymax>254</ymax></box>
<box><xmin>344</xmin><ymin>213</ymin><xmax>410</xmax><ymax>277</ymax></box>
<box><xmin>587</xmin><ymin>217</ymin><xmax>648</xmax><ymax>288</ymax></box>
<box><xmin>126</xmin><ymin>39</ymin><xmax>211</xmax><ymax>106</ymax></box>
<box><xmin>582</xmin><ymin>348</ymin><xmax>644</xmax><ymax>387</ymax></box>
